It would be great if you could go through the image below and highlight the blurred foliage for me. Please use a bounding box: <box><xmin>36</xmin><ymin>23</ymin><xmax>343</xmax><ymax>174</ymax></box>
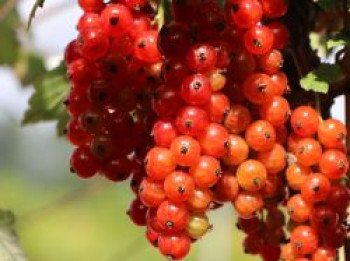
<box><xmin>22</xmin><ymin>62</ymin><xmax>70</xmax><ymax>136</ymax></box>
<box><xmin>317</xmin><ymin>0</ymin><xmax>339</xmax><ymax>11</ymax></box>
<box><xmin>327</xmin><ymin>31</ymin><xmax>350</xmax><ymax>49</ymax></box>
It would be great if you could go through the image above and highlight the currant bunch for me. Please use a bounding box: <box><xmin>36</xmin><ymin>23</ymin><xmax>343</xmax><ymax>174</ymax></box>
<box><xmin>62</xmin><ymin>0</ymin><xmax>350</xmax><ymax>260</ymax></box>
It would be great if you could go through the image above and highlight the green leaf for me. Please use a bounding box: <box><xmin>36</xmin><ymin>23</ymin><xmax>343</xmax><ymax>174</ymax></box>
<box><xmin>22</xmin><ymin>62</ymin><xmax>70</xmax><ymax>136</ymax></box>
<box><xmin>327</xmin><ymin>32</ymin><xmax>350</xmax><ymax>49</ymax></box>
<box><xmin>300</xmin><ymin>64</ymin><xmax>342</xmax><ymax>94</ymax></box>
<box><xmin>0</xmin><ymin>0</ymin><xmax>20</xmax><ymax>65</ymax></box>
<box><xmin>28</xmin><ymin>0</ymin><xmax>45</xmax><ymax>29</ymax></box>
<box><xmin>14</xmin><ymin>52</ymin><xmax>46</xmax><ymax>86</ymax></box>
<box><xmin>317</xmin><ymin>0</ymin><xmax>338</xmax><ymax>10</ymax></box>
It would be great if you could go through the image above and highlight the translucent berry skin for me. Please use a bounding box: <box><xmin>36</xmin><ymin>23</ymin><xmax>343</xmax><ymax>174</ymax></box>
<box><xmin>318</xmin><ymin>119</ymin><xmax>347</xmax><ymax>149</ymax></box>
<box><xmin>66</xmin><ymin>118</ymin><xmax>90</xmax><ymax>146</ymax></box>
<box><xmin>295</xmin><ymin>138</ymin><xmax>322</xmax><ymax>167</ymax></box>
<box><xmin>243</xmin><ymin>73</ymin><xmax>275</xmax><ymax>104</ymax></box>
<box><xmin>78</xmin><ymin>0</ymin><xmax>103</xmax><ymax>12</ymax></box>
<box><xmin>101</xmin><ymin>4</ymin><xmax>133</xmax><ymax>38</ymax></box>
<box><xmin>310</xmin><ymin>205</ymin><xmax>338</xmax><ymax>233</ymax></box>
<box><xmin>257</xmin><ymin>143</ymin><xmax>286</xmax><ymax>174</ymax></box>
<box><xmin>164</xmin><ymin>171</ymin><xmax>195</xmax><ymax>202</ymax></box>
<box><xmin>64</xmin><ymin>40</ymin><xmax>81</xmax><ymax>65</ymax></box>
<box><xmin>145</xmin><ymin>147</ymin><xmax>175</xmax><ymax>181</ymax></box>
<box><xmin>233</xmin><ymin>191</ymin><xmax>264</xmax><ymax>219</ymax></box>
<box><xmin>301</xmin><ymin>173</ymin><xmax>331</xmax><ymax>203</ymax></box>
<box><xmin>281</xmin><ymin>243</ymin><xmax>300</xmax><ymax>261</ymax></box>
<box><xmin>319</xmin><ymin>149</ymin><xmax>349</xmax><ymax>179</ymax></box>
<box><xmin>187</xmin><ymin>187</ymin><xmax>214</xmax><ymax>212</ymax></box>
<box><xmin>152</xmin><ymin>86</ymin><xmax>182</xmax><ymax>117</ymax></box>
<box><xmin>290</xmin><ymin>226</ymin><xmax>319</xmax><ymax>256</ymax></box>
<box><xmin>267</xmin><ymin>21</ymin><xmax>290</xmax><ymax>50</ymax></box>
<box><xmin>230</xmin><ymin>0</ymin><xmax>263</xmax><ymax>29</ymax></box>
<box><xmin>146</xmin><ymin>227</ymin><xmax>159</xmax><ymax>247</ymax></box>
<box><xmin>286</xmin><ymin>164</ymin><xmax>311</xmax><ymax>191</ymax></box>
<box><xmin>205</xmin><ymin>92</ymin><xmax>230</xmax><ymax>123</ymax></box>
<box><xmin>134</xmin><ymin>30</ymin><xmax>162</xmax><ymax>63</ymax></box>
<box><xmin>190</xmin><ymin>155</ymin><xmax>221</xmax><ymax>188</ymax></box>
<box><xmin>198</xmin><ymin>123</ymin><xmax>229</xmax><ymax>157</ymax></box>
<box><xmin>259</xmin><ymin>49</ymin><xmax>283</xmax><ymax>75</ymax></box>
<box><xmin>287</xmin><ymin>194</ymin><xmax>313</xmax><ymax>223</ymax></box>
<box><xmin>224</xmin><ymin>104</ymin><xmax>252</xmax><ymax>134</ymax></box>
<box><xmin>78</xmin><ymin>28</ymin><xmax>109</xmax><ymax>61</ymax></box>
<box><xmin>260</xmin><ymin>0</ymin><xmax>288</xmax><ymax>18</ymax></box>
<box><xmin>156</xmin><ymin>201</ymin><xmax>189</xmax><ymax>232</ymax></box>
<box><xmin>222</xmin><ymin>134</ymin><xmax>249</xmax><ymax>166</ymax></box>
<box><xmin>312</xmin><ymin>246</ymin><xmax>336</xmax><ymax>261</ymax></box>
<box><xmin>128</xmin><ymin>197</ymin><xmax>148</xmax><ymax>226</ymax></box>
<box><xmin>260</xmin><ymin>96</ymin><xmax>290</xmax><ymax>127</ymax></box>
<box><xmin>186</xmin><ymin>213</ymin><xmax>210</xmax><ymax>239</ymax></box>
<box><xmin>158</xmin><ymin>233</ymin><xmax>191</xmax><ymax>260</ymax></box>
<box><xmin>70</xmin><ymin>146</ymin><xmax>99</xmax><ymax>178</ymax></box>
<box><xmin>186</xmin><ymin>44</ymin><xmax>217</xmax><ymax>73</ymax></box>
<box><xmin>237</xmin><ymin>160</ymin><xmax>267</xmax><ymax>191</ymax></box>
<box><xmin>170</xmin><ymin>135</ymin><xmax>201</xmax><ymax>167</ymax></box>
<box><xmin>180</xmin><ymin>74</ymin><xmax>212</xmax><ymax>106</ymax></box>
<box><xmin>244</xmin><ymin>25</ymin><xmax>274</xmax><ymax>55</ymax></box>
<box><xmin>287</xmin><ymin>133</ymin><xmax>303</xmax><ymax>153</ymax></box>
<box><xmin>215</xmin><ymin>173</ymin><xmax>240</xmax><ymax>202</ymax></box>
<box><xmin>323</xmin><ymin>224</ymin><xmax>346</xmax><ymax>248</ymax></box>
<box><xmin>270</xmin><ymin>71</ymin><xmax>288</xmax><ymax>95</ymax></box>
<box><xmin>175</xmin><ymin>106</ymin><xmax>210</xmax><ymax>137</ymax></box>
<box><xmin>139</xmin><ymin>178</ymin><xmax>166</xmax><ymax>207</ymax></box>
<box><xmin>243</xmin><ymin>233</ymin><xmax>264</xmax><ymax>254</ymax></box>
<box><xmin>245</xmin><ymin>120</ymin><xmax>276</xmax><ymax>152</ymax></box>
<box><xmin>152</xmin><ymin>120</ymin><xmax>178</xmax><ymax>148</ymax></box>
<box><xmin>77</xmin><ymin>13</ymin><xmax>103</xmax><ymax>32</ymax></box>
<box><xmin>326</xmin><ymin>183</ymin><xmax>350</xmax><ymax>214</ymax></box>
<box><xmin>291</xmin><ymin>106</ymin><xmax>320</xmax><ymax>137</ymax></box>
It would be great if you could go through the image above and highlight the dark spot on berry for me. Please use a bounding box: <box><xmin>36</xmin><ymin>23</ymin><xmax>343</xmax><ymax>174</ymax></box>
<box><xmin>109</xmin><ymin>17</ymin><xmax>119</xmax><ymax>26</ymax></box>
<box><xmin>178</xmin><ymin>186</ymin><xmax>185</xmax><ymax>194</ymax></box>
<box><xmin>166</xmin><ymin>220</ymin><xmax>174</xmax><ymax>228</ymax></box>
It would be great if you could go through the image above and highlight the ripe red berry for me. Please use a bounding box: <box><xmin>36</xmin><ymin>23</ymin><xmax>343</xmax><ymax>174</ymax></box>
<box><xmin>237</xmin><ymin>159</ymin><xmax>267</xmax><ymax>191</ymax></box>
<box><xmin>287</xmin><ymin>194</ymin><xmax>313</xmax><ymax>223</ymax></box>
<box><xmin>259</xmin><ymin>49</ymin><xmax>283</xmax><ymax>74</ymax></box>
<box><xmin>319</xmin><ymin>149</ymin><xmax>349</xmax><ymax>180</ymax></box>
<box><xmin>158</xmin><ymin>233</ymin><xmax>191</xmax><ymax>260</ymax></box>
<box><xmin>267</xmin><ymin>21</ymin><xmax>290</xmax><ymax>50</ymax></box>
<box><xmin>260</xmin><ymin>96</ymin><xmax>290</xmax><ymax>127</ymax></box>
<box><xmin>156</xmin><ymin>200</ymin><xmax>189</xmax><ymax>232</ymax></box>
<box><xmin>190</xmin><ymin>155</ymin><xmax>222</xmax><ymax>188</ymax></box>
<box><xmin>70</xmin><ymin>146</ymin><xmax>99</xmax><ymax>178</ymax></box>
<box><xmin>257</xmin><ymin>143</ymin><xmax>286</xmax><ymax>174</ymax></box>
<box><xmin>318</xmin><ymin>119</ymin><xmax>347</xmax><ymax>149</ymax></box>
<box><xmin>322</xmin><ymin>224</ymin><xmax>346</xmax><ymax>248</ymax></box>
<box><xmin>145</xmin><ymin>147</ymin><xmax>175</xmax><ymax>181</ymax></box>
<box><xmin>230</xmin><ymin>0</ymin><xmax>263</xmax><ymax>29</ymax></box>
<box><xmin>326</xmin><ymin>183</ymin><xmax>350</xmax><ymax>214</ymax></box>
<box><xmin>234</xmin><ymin>191</ymin><xmax>264</xmax><ymax>219</ymax></box>
<box><xmin>66</xmin><ymin>118</ymin><xmax>90</xmax><ymax>146</ymax></box>
<box><xmin>139</xmin><ymin>178</ymin><xmax>166</xmax><ymax>207</ymax></box>
<box><xmin>260</xmin><ymin>0</ymin><xmax>288</xmax><ymax>18</ymax></box>
<box><xmin>286</xmin><ymin>164</ymin><xmax>311</xmax><ymax>191</ymax></box>
<box><xmin>180</xmin><ymin>74</ymin><xmax>212</xmax><ymax>105</ymax></box>
<box><xmin>78</xmin><ymin>0</ymin><xmax>103</xmax><ymax>12</ymax></box>
<box><xmin>290</xmin><ymin>226</ymin><xmax>319</xmax><ymax>256</ymax></box>
<box><xmin>170</xmin><ymin>135</ymin><xmax>201</xmax><ymax>167</ymax></box>
<box><xmin>186</xmin><ymin>44</ymin><xmax>217</xmax><ymax>73</ymax></box>
<box><xmin>134</xmin><ymin>31</ymin><xmax>161</xmax><ymax>64</ymax></box>
<box><xmin>215</xmin><ymin>173</ymin><xmax>240</xmax><ymax>202</ymax></box>
<box><xmin>291</xmin><ymin>106</ymin><xmax>319</xmax><ymax>137</ymax></box>
<box><xmin>101</xmin><ymin>4</ymin><xmax>133</xmax><ymax>38</ymax></box>
<box><xmin>245</xmin><ymin>120</ymin><xmax>276</xmax><ymax>151</ymax></box>
<box><xmin>312</xmin><ymin>246</ymin><xmax>336</xmax><ymax>261</ymax></box>
<box><xmin>152</xmin><ymin>120</ymin><xmax>178</xmax><ymax>148</ymax></box>
<box><xmin>175</xmin><ymin>106</ymin><xmax>210</xmax><ymax>137</ymax></box>
<box><xmin>310</xmin><ymin>205</ymin><xmax>338</xmax><ymax>233</ymax></box>
<box><xmin>243</xmin><ymin>73</ymin><xmax>275</xmax><ymax>104</ymax></box>
<box><xmin>295</xmin><ymin>138</ymin><xmax>322</xmax><ymax>167</ymax></box>
<box><xmin>301</xmin><ymin>173</ymin><xmax>331</xmax><ymax>203</ymax></box>
<box><xmin>128</xmin><ymin>197</ymin><xmax>148</xmax><ymax>226</ymax></box>
<box><xmin>224</xmin><ymin>104</ymin><xmax>252</xmax><ymax>134</ymax></box>
<box><xmin>187</xmin><ymin>187</ymin><xmax>214</xmax><ymax>212</ymax></box>
<box><xmin>205</xmin><ymin>92</ymin><xmax>230</xmax><ymax>123</ymax></box>
<box><xmin>164</xmin><ymin>171</ymin><xmax>195</xmax><ymax>202</ymax></box>
<box><xmin>77</xmin><ymin>13</ymin><xmax>103</xmax><ymax>32</ymax></box>
<box><xmin>77</xmin><ymin>27</ymin><xmax>109</xmax><ymax>60</ymax></box>
<box><xmin>244</xmin><ymin>25</ymin><xmax>274</xmax><ymax>55</ymax></box>
<box><xmin>222</xmin><ymin>134</ymin><xmax>249</xmax><ymax>166</ymax></box>
<box><xmin>198</xmin><ymin>123</ymin><xmax>230</xmax><ymax>157</ymax></box>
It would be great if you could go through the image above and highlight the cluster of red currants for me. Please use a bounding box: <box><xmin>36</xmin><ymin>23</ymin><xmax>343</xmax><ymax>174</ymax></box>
<box><xmin>62</xmin><ymin>0</ymin><xmax>350</xmax><ymax>260</ymax></box>
<box><xmin>64</xmin><ymin>0</ymin><xmax>163</xmax><ymax>185</ymax></box>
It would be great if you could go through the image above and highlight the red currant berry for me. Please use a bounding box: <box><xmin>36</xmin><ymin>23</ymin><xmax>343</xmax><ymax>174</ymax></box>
<box><xmin>164</xmin><ymin>171</ymin><xmax>195</xmax><ymax>202</ymax></box>
<box><xmin>156</xmin><ymin>200</ymin><xmax>189</xmax><ymax>232</ymax></box>
<box><xmin>244</xmin><ymin>25</ymin><xmax>274</xmax><ymax>55</ymax></box>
